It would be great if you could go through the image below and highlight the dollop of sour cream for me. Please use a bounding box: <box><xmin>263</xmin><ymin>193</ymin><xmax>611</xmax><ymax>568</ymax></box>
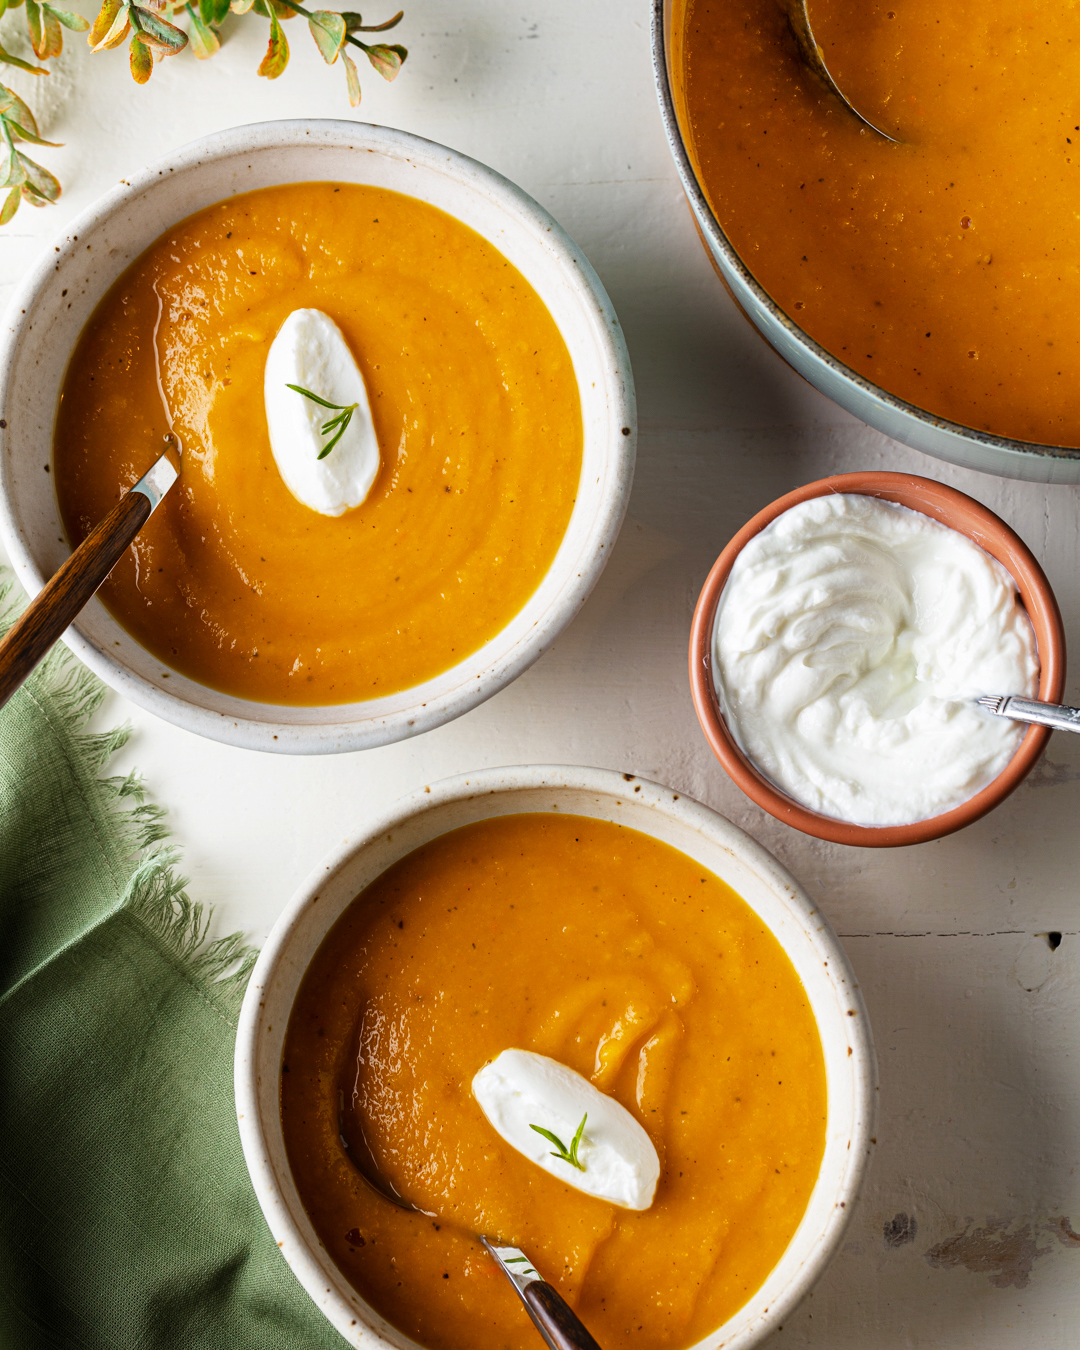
<box><xmin>472</xmin><ymin>1049</ymin><xmax>659</xmax><ymax>1210</ymax></box>
<box><xmin>713</xmin><ymin>494</ymin><xmax>1039</xmax><ymax>826</ymax></box>
<box><xmin>264</xmin><ymin>309</ymin><xmax>380</xmax><ymax>517</ymax></box>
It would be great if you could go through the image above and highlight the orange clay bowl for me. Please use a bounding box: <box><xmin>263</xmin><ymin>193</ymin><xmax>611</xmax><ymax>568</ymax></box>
<box><xmin>689</xmin><ymin>472</ymin><xmax>1066</xmax><ymax>848</ymax></box>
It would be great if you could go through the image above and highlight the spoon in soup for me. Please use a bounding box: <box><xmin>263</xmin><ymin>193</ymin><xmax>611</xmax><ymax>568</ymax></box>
<box><xmin>781</xmin><ymin>0</ymin><xmax>899</xmax><ymax>143</ymax></box>
<box><xmin>0</xmin><ymin>445</ymin><xmax>179</xmax><ymax>711</ymax></box>
<box><xmin>338</xmin><ymin>1101</ymin><xmax>603</xmax><ymax>1350</ymax></box>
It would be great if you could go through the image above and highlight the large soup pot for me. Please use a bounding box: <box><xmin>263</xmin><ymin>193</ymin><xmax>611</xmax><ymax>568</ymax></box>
<box><xmin>651</xmin><ymin>0</ymin><xmax>1080</xmax><ymax>484</ymax></box>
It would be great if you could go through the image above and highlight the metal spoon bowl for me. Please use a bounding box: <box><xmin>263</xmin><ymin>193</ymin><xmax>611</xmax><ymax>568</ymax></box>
<box><xmin>781</xmin><ymin>0</ymin><xmax>899</xmax><ymax>143</ymax></box>
<box><xmin>338</xmin><ymin>1100</ymin><xmax>603</xmax><ymax>1350</ymax></box>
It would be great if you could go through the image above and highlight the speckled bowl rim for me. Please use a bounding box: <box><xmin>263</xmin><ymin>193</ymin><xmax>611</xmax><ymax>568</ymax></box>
<box><xmin>235</xmin><ymin>764</ymin><xmax>877</xmax><ymax>1350</ymax></box>
<box><xmin>689</xmin><ymin>472</ymin><xmax>1066</xmax><ymax>848</ymax></box>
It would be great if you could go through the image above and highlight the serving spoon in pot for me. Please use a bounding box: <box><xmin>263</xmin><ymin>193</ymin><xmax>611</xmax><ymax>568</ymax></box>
<box><xmin>340</xmin><ymin>1108</ymin><xmax>603</xmax><ymax>1350</ymax></box>
<box><xmin>781</xmin><ymin>0</ymin><xmax>899</xmax><ymax>143</ymax></box>
<box><xmin>0</xmin><ymin>448</ymin><xmax>178</xmax><ymax>712</ymax></box>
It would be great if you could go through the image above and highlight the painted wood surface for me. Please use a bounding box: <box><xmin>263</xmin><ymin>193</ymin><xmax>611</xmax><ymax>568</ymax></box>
<box><xmin>1</xmin><ymin>3</ymin><xmax>1078</xmax><ymax>1344</ymax></box>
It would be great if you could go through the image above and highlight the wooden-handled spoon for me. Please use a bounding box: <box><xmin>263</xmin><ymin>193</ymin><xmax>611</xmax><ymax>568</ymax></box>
<box><xmin>0</xmin><ymin>451</ymin><xmax>178</xmax><ymax>712</ymax></box>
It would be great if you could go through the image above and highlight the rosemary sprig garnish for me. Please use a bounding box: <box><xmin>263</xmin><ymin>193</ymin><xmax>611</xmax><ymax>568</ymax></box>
<box><xmin>287</xmin><ymin>383</ymin><xmax>359</xmax><ymax>459</ymax></box>
<box><xmin>529</xmin><ymin>1113</ymin><xmax>587</xmax><ymax>1172</ymax></box>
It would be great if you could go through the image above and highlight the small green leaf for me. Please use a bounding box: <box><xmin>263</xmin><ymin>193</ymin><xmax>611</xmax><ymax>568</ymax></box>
<box><xmin>342</xmin><ymin>47</ymin><xmax>359</xmax><ymax>105</ymax></box>
<box><xmin>21</xmin><ymin>180</ymin><xmax>52</xmax><ymax>206</ymax></box>
<box><xmin>229</xmin><ymin>0</ymin><xmax>255</xmax><ymax>12</ymax></box>
<box><xmin>210</xmin><ymin>0</ymin><xmax>229</xmax><ymax>21</ymax></box>
<box><xmin>0</xmin><ymin>40</ymin><xmax>50</xmax><ymax>72</ymax></box>
<box><xmin>364</xmin><ymin>41</ymin><xmax>404</xmax><ymax>80</ymax></box>
<box><xmin>0</xmin><ymin>147</ymin><xmax>27</xmax><ymax>190</ymax></box>
<box><xmin>132</xmin><ymin>7</ymin><xmax>188</xmax><ymax>52</ymax></box>
<box><xmin>307</xmin><ymin>9</ymin><xmax>344</xmax><ymax>64</ymax></box>
<box><xmin>88</xmin><ymin>0</ymin><xmax>132</xmax><ymax>52</ymax></box>
<box><xmin>0</xmin><ymin>86</ymin><xmax>43</xmax><ymax>139</ymax></box>
<box><xmin>528</xmin><ymin>1114</ymin><xmax>587</xmax><ymax>1171</ymax></box>
<box><xmin>47</xmin><ymin>6</ymin><xmax>91</xmax><ymax>31</ymax></box>
<box><xmin>0</xmin><ymin>182</ymin><xmax>21</xmax><ymax>225</ymax></box>
<box><xmin>128</xmin><ymin>30</ymin><xmax>152</xmax><ymax>80</ymax></box>
<box><xmin>257</xmin><ymin>7</ymin><xmax>288</xmax><ymax>78</ymax></box>
<box><xmin>5</xmin><ymin>119</ymin><xmax>61</xmax><ymax>147</ymax></box>
<box><xmin>17</xmin><ymin>150</ymin><xmax>60</xmax><ymax>200</ymax></box>
<box><xmin>186</xmin><ymin>1</ymin><xmax>219</xmax><ymax>57</ymax></box>
<box><xmin>344</xmin><ymin>8</ymin><xmax>400</xmax><ymax>31</ymax></box>
<box><xmin>198</xmin><ymin>0</ymin><xmax>212</xmax><ymax>22</ymax></box>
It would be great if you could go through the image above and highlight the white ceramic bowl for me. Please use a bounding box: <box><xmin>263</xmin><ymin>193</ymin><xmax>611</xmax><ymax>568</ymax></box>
<box><xmin>0</xmin><ymin>121</ymin><xmax>635</xmax><ymax>752</ymax></box>
<box><xmin>235</xmin><ymin>764</ymin><xmax>877</xmax><ymax>1350</ymax></box>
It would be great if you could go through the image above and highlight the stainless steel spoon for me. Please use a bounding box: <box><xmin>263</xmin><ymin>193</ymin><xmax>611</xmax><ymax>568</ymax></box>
<box><xmin>978</xmin><ymin>694</ymin><xmax>1080</xmax><ymax>733</ymax></box>
<box><xmin>781</xmin><ymin>0</ymin><xmax>899</xmax><ymax>143</ymax></box>
<box><xmin>339</xmin><ymin>1105</ymin><xmax>602</xmax><ymax>1350</ymax></box>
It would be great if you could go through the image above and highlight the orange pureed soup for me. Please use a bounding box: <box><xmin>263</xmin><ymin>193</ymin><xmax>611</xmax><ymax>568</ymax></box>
<box><xmin>281</xmin><ymin>813</ymin><xmax>826</xmax><ymax>1350</ymax></box>
<box><xmin>54</xmin><ymin>183</ymin><xmax>582</xmax><ymax>704</ymax></box>
<box><xmin>675</xmin><ymin>1</ymin><xmax>1080</xmax><ymax>445</ymax></box>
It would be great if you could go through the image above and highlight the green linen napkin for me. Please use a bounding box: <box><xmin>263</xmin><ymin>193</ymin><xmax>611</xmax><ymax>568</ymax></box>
<box><xmin>0</xmin><ymin>583</ymin><xmax>347</xmax><ymax>1350</ymax></box>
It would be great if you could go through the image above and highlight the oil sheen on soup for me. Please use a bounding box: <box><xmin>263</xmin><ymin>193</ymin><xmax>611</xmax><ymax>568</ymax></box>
<box><xmin>54</xmin><ymin>183</ymin><xmax>582</xmax><ymax>704</ymax></box>
<box><xmin>281</xmin><ymin>813</ymin><xmax>827</xmax><ymax>1350</ymax></box>
<box><xmin>675</xmin><ymin>1</ymin><xmax>1080</xmax><ymax>445</ymax></box>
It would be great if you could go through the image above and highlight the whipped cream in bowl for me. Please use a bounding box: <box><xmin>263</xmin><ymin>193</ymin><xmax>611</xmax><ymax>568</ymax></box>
<box><xmin>690</xmin><ymin>474</ymin><xmax>1065</xmax><ymax>846</ymax></box>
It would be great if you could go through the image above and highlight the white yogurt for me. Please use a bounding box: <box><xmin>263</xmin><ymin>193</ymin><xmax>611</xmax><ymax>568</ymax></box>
<box><xmin>713</xmin><ymin>493</ymin><xmax>1039</xmax><ymax>826</ymax></box>
<box><xmin>264</xmin><ymin>308</ymin><xmax>380</xmax><ymax>517</ymax></box>
<box><xmin>472</xmin><ymin>1049</ymin><xmax>659</xmax><ymax>1210</ymax></box>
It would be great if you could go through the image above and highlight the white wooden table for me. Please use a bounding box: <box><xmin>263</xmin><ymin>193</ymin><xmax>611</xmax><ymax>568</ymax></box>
<box><xmin>3</xmin><ymin>3</ymin><xmax>1079</xmax><ymax>1344</ymax></box>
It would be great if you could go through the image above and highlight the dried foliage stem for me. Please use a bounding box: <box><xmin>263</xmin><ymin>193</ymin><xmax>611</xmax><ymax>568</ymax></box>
<box><xmin>0</xmin><ymin>0</ymin><xmax>408</xmax><ymax>224</ymax></box>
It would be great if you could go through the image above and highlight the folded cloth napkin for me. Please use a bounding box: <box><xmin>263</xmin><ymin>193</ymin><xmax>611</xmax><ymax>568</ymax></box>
<box><xmin>0</xmin><ymin>584</ymin><xmax>346</xmax><ymax>1350</ymax></box>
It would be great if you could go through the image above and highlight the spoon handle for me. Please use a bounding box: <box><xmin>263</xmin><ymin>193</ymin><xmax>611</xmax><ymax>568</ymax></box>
<box><xmin>0</xmin><ymin>453</ymin><xmax>177</xmax><ymax>712</ymax></box>
<box><xmin>482</xmin><ymin>1238</ymin><xmax>602</xmax><ymax>1350</ymax></box>
<box><xmin>978</xmin><ymin>694</ymin><xmax>1080</xmax><ymax>734</ymax></box>
<box><xmin>521</xmin><ymin>1282</ymin><xmax>603</xmax><ymax>1350</ymax></box>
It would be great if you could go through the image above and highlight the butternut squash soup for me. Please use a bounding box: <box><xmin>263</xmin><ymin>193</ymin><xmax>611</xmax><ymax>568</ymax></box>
<box><xmin>675</xmin><ymin>1</ymin><xmax>1080</xmax><ymax>445</ymax></box>
<box><xmin>53</xmin><ymin>183</ymin><xmax>582</xmax><ymax>704</ymax></box>
<box><xmin>281</xmin><ymin>813</ymin><xmax>826</xmax><ymax>1350</ymax></box>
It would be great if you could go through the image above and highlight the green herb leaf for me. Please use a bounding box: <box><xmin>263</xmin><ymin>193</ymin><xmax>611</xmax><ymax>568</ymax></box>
<box><xmin>186</xmin><ymin>2</ymin><xmax>220</xmax><ymax>57</ymax></box>
<box><xmin>342</xmin><ymin>47</ymin><xmax>360</xmax><ymax>105</ymax></box>
<box><xmin>46</xmin><ymin>5</ymin><xmax>90</xmax><ymax>31</ymax></box>
<box><xmin>528</xmin><ymin>1113</ymin><xmax>587</xmax><ymax>1172</ymax></box>
<box><xmin>364</xmin><ymin>40</ymin><xmax>404</xmax><ymax>80</ymax></box>
<box><xmin>88</xmin><ymin>0</ymin><xmax>132</xmax><ymax>52</ymax></box>
<box><xmin>307</xmin><ymin>9</ymin><xmax>344</xmax><ymax>63</ymax></box>
<box><xmin>287</xmin><ymin>383</ymin><xmax>358</xmax><ymax>459</ymax></box>
<box><xmin>17</xmin><ymin>150</ymin><xmax>60</xmax><ymax>200</ymax></box>
<box><xmin>128</xmin><ymin>29</ymin><xmax>152</xmax><ymax>80</ymax></box>
<box><xmin>0</xmin><ymin>182</ymin><xmax>21</xmax><ymax>225</ymax></box>
<box><xmin>257</xmin><ymin>6</ymin><xmax>288</xmax><ymax>77</ymax></box>
<box><xmin>343</xmin><ymin>8</ymin><xmax>400</xmax><ymax>30</ymax></box>
<box><xmin>132</xmin><ymin>7</ymin><xmax>188</xmax><ymax>53</ymax></box>
<box><xmin>0</xmin><ymin>39</ymin><xmax>49</xmax><ymax>72</ymax></box>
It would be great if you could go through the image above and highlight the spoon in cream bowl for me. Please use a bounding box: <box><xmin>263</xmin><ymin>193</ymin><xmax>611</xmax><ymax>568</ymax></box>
<box><xmin>0</xmin><ymin>445</ymin><xmax>178</xmax><ymax>711</ymax></box>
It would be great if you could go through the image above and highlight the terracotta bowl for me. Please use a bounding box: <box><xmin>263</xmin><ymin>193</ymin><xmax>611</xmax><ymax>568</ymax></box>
<box><xmin>689</xmin><ymin>472</ymin><xmax>1066</xmax><ymax>848</ymax></box>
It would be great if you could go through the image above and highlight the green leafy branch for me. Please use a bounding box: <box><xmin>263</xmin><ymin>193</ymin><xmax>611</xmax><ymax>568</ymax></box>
<box><xmin>0</xmin><ymin>0</ymin><xmax>408</xmax><ymax>223</ymax></box>
<box><xmin>529</xmin><ymin>1113</ymin><xmax>587</xmax><ymax>1172</ymax></box>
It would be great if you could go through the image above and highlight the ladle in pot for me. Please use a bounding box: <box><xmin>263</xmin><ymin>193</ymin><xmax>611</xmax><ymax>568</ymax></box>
<box><xmin>781</xmin><ymin>0</ymin><xmax>899</xmax><ymax>143</ymax></box>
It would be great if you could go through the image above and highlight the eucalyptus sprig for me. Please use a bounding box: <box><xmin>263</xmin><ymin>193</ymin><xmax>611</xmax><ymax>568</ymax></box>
<box><xmin>288</xmin><ymin>383</ymin><xmax>358</xmax><ymax>459</ymax></box>
<box><xmin>0</xmin><ymin>0</ymin><xmax>408</xmax><ymax>223</ymax></box>
<box><xmin>529</xmin><ymin>1113</ymin><xmax>587</xmax><ymax>1172</ymax></box>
